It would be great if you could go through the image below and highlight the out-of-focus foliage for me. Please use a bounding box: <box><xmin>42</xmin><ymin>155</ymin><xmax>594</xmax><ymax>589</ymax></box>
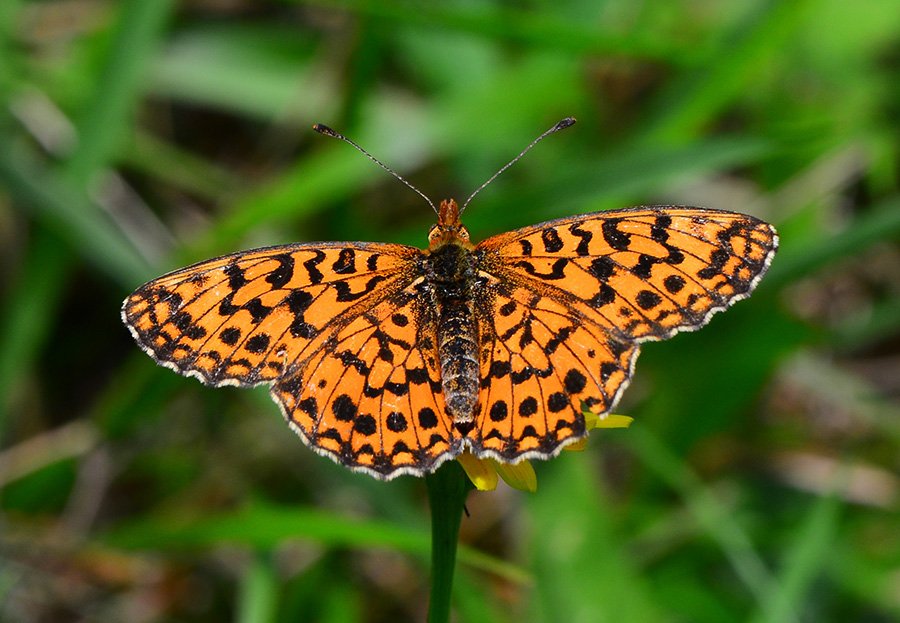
<box><xmin>1</xmin><ymin>1</ymin><xmax>899</xmax><ymax>621</ymax></box>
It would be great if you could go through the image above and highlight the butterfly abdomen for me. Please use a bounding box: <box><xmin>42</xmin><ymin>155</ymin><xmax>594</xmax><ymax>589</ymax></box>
<box><xmin>437</xmin><ymin>299</ymin><xmax>479</xmax><ymax>431</ymax></box>
<box><xmin>427</xmin><ymin>242</ymin><xmax>480</xmax><ymax>433</ymax></box>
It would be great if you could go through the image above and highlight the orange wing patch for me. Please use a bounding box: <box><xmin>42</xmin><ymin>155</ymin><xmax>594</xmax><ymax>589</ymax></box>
<box><xmin>272</xmin><ymin>282</ymin><xmax>459</xmax><ymax>478</ymax></box>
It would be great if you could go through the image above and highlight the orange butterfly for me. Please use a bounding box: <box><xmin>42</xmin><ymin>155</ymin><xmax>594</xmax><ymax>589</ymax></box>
<box><xmin>122</xmin><ymin>119</ymin><xmax>778</xmax><ymax>480</ymax></box>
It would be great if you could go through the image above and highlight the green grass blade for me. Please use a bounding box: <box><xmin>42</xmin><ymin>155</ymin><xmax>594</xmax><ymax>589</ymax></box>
<box><xmin>0</xmin><ymin>142</ymin><xmax>154</xmax><ymax>287</ymax></box>
<box><xmin>100</xmin><ymin>500</ymin><xmax>530</xmax><ymax>584</ymax></box>
<box><xmin>766</xmin><ymin>196</ymin><xmax>900</xmax><ymax>287</ymax></box>
<box><xmin>639</xmin><ymin>0</ymin><xmax>815</xmax><ymax>144</ymax></box>
<box><xmin>66</xmin><ymin>0</ymin><xmax>178</xmax><ymax>182</ymax></box>
<box><xmin>0</xmin><ymin>229</ymin><xmax>69</xmax><ymax>438</ymax></box>
<box><xmin>753</xmin><ymin>489</ymin><xmax>843</xmax><ymax>623</ymax></box>
<box><xmin>236</xmin><ymin>554</ymin><xmax>280</xmax><ymax>623</ymax></box>
<box><xmin>627</xmin><ymin>423</ymin><xmax>777</xmax><ymax>610</ymax></box>
<box><xmin>528</xmin><ymin>455</ymin><xmax>666</xmax><ymax>622</ymax></box>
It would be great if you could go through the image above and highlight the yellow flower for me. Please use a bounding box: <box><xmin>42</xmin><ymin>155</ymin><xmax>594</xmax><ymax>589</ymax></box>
<box><xmin>457</xmin><ymin>453</ymin><xmax>537</xmax><ymax>492</ymax></box>
<box><xmin>457</xmin><ymin>452</ymin><xmax>499</xmax><ymax>490</ymax></box>
<box><xmin>563</xmin><ymin>409</ymin><xmax>634</xmax><ymax>452</ymax></box>
<box><xmin>458</xmin><ymin>409</ymin><xmax>632</xmax><ymax>491</ymax></box>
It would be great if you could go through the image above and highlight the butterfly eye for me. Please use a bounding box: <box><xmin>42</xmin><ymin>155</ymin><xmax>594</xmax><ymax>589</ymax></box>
<box><xmin>457</xmin><ymin>225</ymin><xmax>470</xmax><ymax>242</ymax></box>
<box><xmin>428</xmin><ymin>224</ymin><xmax>440</xmax><ymax>242</ymax></box>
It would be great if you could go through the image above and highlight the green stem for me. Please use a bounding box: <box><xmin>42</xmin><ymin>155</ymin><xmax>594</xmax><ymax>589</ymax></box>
<box><xmin>425</xmin><ymin>460</ymin><xmax>475</xmax><ymax>623</ymax></box>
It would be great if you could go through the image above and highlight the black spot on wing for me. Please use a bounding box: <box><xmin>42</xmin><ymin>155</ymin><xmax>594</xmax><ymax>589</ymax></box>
<box><xmin>387</xmin><ymin>411</ymin><xmax>408</xmax><ymax>432</ymax></box>
<box><xmin>332</xmin><ymin>394</ymin><xmax>357</xmax><ymax>422</ymax></box>
<box><xmin>519</xmin><ymin>239</ymin><xmax>533</xmax><ymax>256</ymax></box>
<box><xmin>651</xmin><ymin>215</ymin><xmax>672</xmax><ymax>242</ymax></box>
<box><xmin>589</xmin><ymin>284</ymin><xmax>616</xmax><ymax>307</ymax></box>
<box><xmin>244</xmin><ymin>298</ymin><xmax>272</xmax><ymax>322</ymax></box>
<box><xmin>391</xmin><ymin>313</ymin><xmax>409</xmax><ymax>327</ymax></box>
<box><xmin>303</xmin><ymin>250</ymin><xmax>326</xmax><ymax>285</ymax></box>
<box><xmin>514</xmin><ymin>258</ymin><xmax>568</xmax><ymax>280</ymax></box>
<box><xmin>245</xmin><ymin>334</ymin><xmax>271</xmax><ymax>353</ymax></box>
<box><xmin>518</xmin><ymin>397</ymin><xmax>538</xmax><ymax>416</ymax></box>
<box><xmin>541</xmin><ymin>228</ymin><xmax>564</xmax><ymax>252</ymax></box>
<box><xmin>284</xmin><ymin>289</ymin><xmax>316</xmax><ymax>338</ymax></box>
<box><xmin>569</xmin><ymin>223</ymin><xmax>593</xmax><ymax>256</ymax></box>
<box><xmin>418</xmin><ymin>407</ymin><xmax>438</xmax><ymax>430</ymax></box>
<box><xmin>589</xmin><ymin>256</ymin><xmax>615</xmax><ymax>281</ymax></box>
<box><xmin>664</xmin><ymin>274</ymin><xmax>685</xmax><ymax>293</ymax></box>
<box><xmin>599</xmin><ymin>362</ymin><xmax>618</xmax><ymax>382</ymax></box>
<box><xmin>266</xmin><ymin>254</ymin><xmax>295</xmax><ymax>289</ymax></box>
<box><xmin>354</xmin><ymin>414</ymin><xmax>377</xmax><ymax>436</ymax></box>
<box><xmin>601</xmin><ymin>218</ymin><xmax>630</xmax><ymax>251</ymax></box>
<box><xmin>564</xmin><ymin>369</ymin><xmax>587</xmax><ymax>394</ymax></box>
<box><xmin>332</xmin><ymin>248</ymin><xmax>357</xmax><ymax>274</ymax></box>
<box><xmin>221</xmin><ymin>327</ymin><xmax>241</xmax><ymax>346</ymax></box>
<box><xmin>547</xmin><ymin>392</ymin><xmax>568</xmax><ymax>412</ymax></box>
<box><xmin>631</xmin><ymin>254</ymin><xmax>660</xmax><ymax>280</ymax></box>
<box><xmin>334</xmin><ymin>276</ymin><xmax>387</xmax><ymax>302</ymax></box>
<box><xmin>224</xmin><ymin>261</ymin><xmax>247</xmax><ymax>290</ymax></box>
<box><xmin>636</xmin><ymin>290</ymin><xmax>662</xmax><ymax>310</ymax></box>
<box><xmin>697</xmin><ymin>249</ymin><xmax>730</xmax><ymax>280</ymax></box>
<box><xmin>490</xmin><ymin>400</ymin><xmax>509</xmax><ymax>422</ymax></box>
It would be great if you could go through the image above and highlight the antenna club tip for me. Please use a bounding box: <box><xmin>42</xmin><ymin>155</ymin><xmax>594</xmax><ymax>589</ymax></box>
<box><xmin>313</xmin><ymin>123</ymin><xmax>337</xmax><ymax>136</ymax></box>
<box><xmin>556</xmin><ymin>117</ymin><xmax>577</xmax><ymax>130</ymax></box>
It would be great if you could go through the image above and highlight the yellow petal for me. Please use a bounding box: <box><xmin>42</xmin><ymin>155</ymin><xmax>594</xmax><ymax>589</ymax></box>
<box><xmin>457</xmin><ymin>453</ymin><xmax>498</xmax><ymax>491</ymax></box>
<box><xmin>594</xmin><ymin>413</ymin><xmax>634</xmax><ymax>429</ymax></box>
<box><xmin>583</xmin><ymin>408</ymin><xmax>600</xmax><ymax>431</ymax></box>
<box><xmin>583</xmin><ymin>406</ymin><xmax>633</xmax><ymax>431</ymax></box>
<box><xmin>490</xmin><ymin>459</ymin><xmax>537</xmax><ymax>493</ymax></box>
<box><xmin>563</xmin><ymin>437</ymin><xmax>588</xmax><ymax>452</ymax></box>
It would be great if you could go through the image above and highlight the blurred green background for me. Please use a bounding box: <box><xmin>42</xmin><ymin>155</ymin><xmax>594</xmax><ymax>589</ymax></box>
<box><xmin>2</xmin><ymin>0</ymin><xmax>900</xmax><ymax>621</ymax></box>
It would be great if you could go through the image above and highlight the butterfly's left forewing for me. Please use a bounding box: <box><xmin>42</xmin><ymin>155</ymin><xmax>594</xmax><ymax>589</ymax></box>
<box><xmin>478</xmin><ymin>207</ymin><xmax>778</xmax><ymax>342</ymax></box>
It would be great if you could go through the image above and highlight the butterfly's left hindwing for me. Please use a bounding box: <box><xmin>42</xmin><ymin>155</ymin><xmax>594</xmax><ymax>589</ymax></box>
<box><xmin>473</xmin><ymin>276</ymin><xmax>638</xmax><ymax>461</ymax></box>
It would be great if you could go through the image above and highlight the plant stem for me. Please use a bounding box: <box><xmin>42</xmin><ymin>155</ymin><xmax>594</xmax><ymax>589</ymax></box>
<box><xmin>425</xmin><ymin>460</ymin><xmax>474</xmax><ymax>623</ymax></box>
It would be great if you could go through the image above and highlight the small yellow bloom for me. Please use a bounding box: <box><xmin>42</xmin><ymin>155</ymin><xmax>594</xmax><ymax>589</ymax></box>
<box><xmin>457</xmin><ymin>452</ymin><xmax>498</xmax><ymax>490</ymax></box>
<box><xmin>457</xmin><ymin>454</ymin><xmax>537</xmax><ymax>492</ymax></box>
<box><xmin>600</xmin><ymin>413</ymin><xmax>634</xmax><ymax>428</ymax></box>
<box><xmin>564</xmin><ymin>410</ymin><xmax>633</xmax><ymax>452</ymax></box>
<box><xmin>458</xmin><ymin>411</ymin><xmax>632</xmax><ymax>490</ymax></box>
<box><xmin>564</xmin><ymin>437</ymin><xmax>588</xmax><ymax>452</ymax></box>
<box><xmin>491</xmin><ymin>458</ymin><xmax>537</xmax><ymax>492</ymax></box>
<box><xmin>586</xmin><ymin>411</ymin><xmax>634</xmax><ymax>431</ymax></box>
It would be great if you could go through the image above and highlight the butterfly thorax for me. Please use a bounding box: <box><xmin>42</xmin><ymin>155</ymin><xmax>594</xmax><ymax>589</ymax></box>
<box><xmin>425</xmin><ymin>199</ymin><xmax>480</xmax><ymax>434</ymax></box>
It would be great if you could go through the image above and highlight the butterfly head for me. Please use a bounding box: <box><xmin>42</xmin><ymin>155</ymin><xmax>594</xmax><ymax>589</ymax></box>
<box><xmin>428</xmin><ymin>199</ymin><xmax>472</xmax><ymax>250</ymax></box>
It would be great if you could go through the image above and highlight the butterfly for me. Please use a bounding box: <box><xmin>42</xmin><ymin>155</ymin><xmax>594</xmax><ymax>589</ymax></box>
<box><xmin>122</xmin><ymin>119</ymin><xmax>778</xmax><ymax>480</ymax></box>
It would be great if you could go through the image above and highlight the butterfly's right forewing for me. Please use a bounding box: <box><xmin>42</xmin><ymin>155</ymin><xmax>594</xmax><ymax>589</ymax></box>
<box><xmin>122</xmin><ymin>242</ymin><xmax>421</xmax><ymax>388</ymax></box>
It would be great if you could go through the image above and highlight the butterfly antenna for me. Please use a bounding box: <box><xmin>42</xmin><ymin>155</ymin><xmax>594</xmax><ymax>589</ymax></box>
<box><xmin>313</xmin><ymin>124</ymin><xmax>439</xmax><ymax>215</ymax></box>
<box><xmin>460</xmin><ymin>117</ymin><xmax>576</xmax><ymax>214</ymax></box>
